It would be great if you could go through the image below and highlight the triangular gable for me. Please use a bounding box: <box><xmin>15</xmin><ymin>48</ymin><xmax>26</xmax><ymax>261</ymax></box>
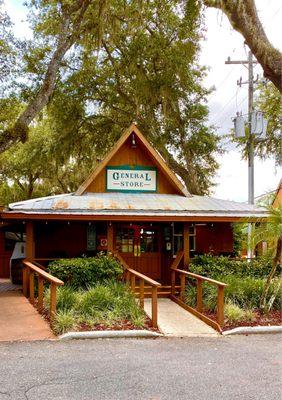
<box><xmin>76</xmin><ymin>124</ymin><xmax>190</xmax><ymax>197</ymax></box>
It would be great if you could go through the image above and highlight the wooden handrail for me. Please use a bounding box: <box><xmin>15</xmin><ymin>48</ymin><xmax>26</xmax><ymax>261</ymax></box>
<box><xmin>171</xmin><ymin>266</ymin><xmax>227</xmax><ymax>329</ymax></box>
<box><xmin>114</xmin><ymin>252</ymin><xmax>160</xmax><ymax>328</ymax></box>
<box><xmin>175</xmin><ymin>269</ymin><xmax>227</xmax><ymax>288</ymax></box>
<box><xmin>22</xmin><ymin>259</ymin><xmax>64</xmax><ymax>322</ymax></box>
<box><xmin>124</xmin><ymin>267</ymin><xmax>161</xmax><ymax>287</ymax></box>
<box><xmin>23</xmin><ymin>260</ymin><xmax>64</xmax><ymax>285</ymax></box>
<box><xmin>171</xmin><ymin>250</ymin><xmax>184</xmax><ymax>270</ymax></box>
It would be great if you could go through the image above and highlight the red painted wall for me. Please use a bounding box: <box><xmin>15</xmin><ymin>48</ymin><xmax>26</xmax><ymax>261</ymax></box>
<box><xmin>0</xmin><ymin>231</ymin><xmax>13</xmax><ymax>278</ymax></box>
<box><xmin>195</xmin><ymin>223</ymin><xmax>233</xmax><ymax>255</ymax></box>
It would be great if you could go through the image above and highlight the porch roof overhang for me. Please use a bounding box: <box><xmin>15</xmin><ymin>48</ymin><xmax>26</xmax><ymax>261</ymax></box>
<box><xmin>1</xmin><ymin>193</ymin><xmax>268</xmax><ymax>222</ymax></box>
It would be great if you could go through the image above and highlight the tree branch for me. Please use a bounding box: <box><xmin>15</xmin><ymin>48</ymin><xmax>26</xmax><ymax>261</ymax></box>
<box><xmin>204</xmin><ymin>0</ymin><xmax>282</xmax><ymax>92</ymax></box>
<box><xmin>0</xmin><ymin>0</ymin><xmax>92</xmax><ymax>153</ymax></box>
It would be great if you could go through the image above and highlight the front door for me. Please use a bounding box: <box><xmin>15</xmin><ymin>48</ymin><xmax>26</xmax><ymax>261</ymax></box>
<box><xmin>115</xmin><ymin>224</ymin><xmax>161</xmax><ymax>280</ymax></box>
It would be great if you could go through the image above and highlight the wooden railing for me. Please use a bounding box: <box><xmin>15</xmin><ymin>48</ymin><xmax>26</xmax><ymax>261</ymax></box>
<box><xmin>171</xmin><ymin>266</ymin><xmax>227</xmax><ymax>331</ymax></box>
<box><xmin>114</xmin><ymin>252</ymin><xmax>161</xmax><ymax>328</ymax></box>
<box><xmin>23</xmin><ymin>260</ymin><xmax>64</xmax><ymax>322</ymax></box>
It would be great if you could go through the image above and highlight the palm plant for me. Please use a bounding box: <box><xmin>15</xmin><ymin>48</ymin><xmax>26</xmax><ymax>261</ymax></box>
<box><xmin>252</xmin><ymin>204</ymin><xmax>282</xmax><ymax>311</ymax></box>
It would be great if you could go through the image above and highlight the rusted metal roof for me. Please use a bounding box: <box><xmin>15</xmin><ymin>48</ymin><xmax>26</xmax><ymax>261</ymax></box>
<box><xmin>7</xmin><ymin>193</ymin><xmax>267</xmax><ymax>218</ymax></box>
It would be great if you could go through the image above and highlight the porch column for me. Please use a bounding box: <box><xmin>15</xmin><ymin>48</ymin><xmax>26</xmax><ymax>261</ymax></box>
<box><xmin>183</xmin><ymin>223</ymin><xmax>190</xmax><ymax>268</ymax></box>
<box><xmin>26</xmin><ymin>221</ymin><xmax>35</xmax><ymax>260</ymax></box>
<box><xmin>107</xmin><ymin>223</ymin><xmax>114</xmax><ymax>253</ymax></box>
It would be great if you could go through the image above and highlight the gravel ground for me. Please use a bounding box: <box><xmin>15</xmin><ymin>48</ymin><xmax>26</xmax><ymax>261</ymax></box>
<box><xmin>0</xmin><ymin>334</ymin><xmax>281</xmax><ymax>400</ymax></box>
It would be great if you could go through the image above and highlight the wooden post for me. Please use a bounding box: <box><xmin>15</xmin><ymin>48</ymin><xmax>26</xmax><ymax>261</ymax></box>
<box><xmin>107</xmin><ymin>223</ymin><xmax>114</xmax><ymax>253</ymax></box>
<box><xmin>50</xmin><ymin>282</ymin><xmax>57</xmax><ymax>322</ymax></box>
<box><xmin>37</xmin><ymin>276</ymin><xmax>44</xmax><ymax>313</ymax></box>
<box><xmin>171</xmin><ymin>269</ymin><xmax>176</xmax><ymax>295</ymax></box>
<box><xmin>180</xmin><ymin>274</ymin><xmax>186</xmax><ymax>301</ymax></box>
<box><xmin>183</xmin><ymin>223</ymin><xmax>190</xmax><ymax>268</ymax></box>
<box><xmin>217</xmin><ymin>286</ymin><xmax>225</xmax><ymax>326</ymax></box>
<box><xmin>139</xmin><ymin>279</ymin><xmax>144</xmax><ymax>309</ymax></box>
<box><xmin>26</xmin><ymin>221</ymin><xmax>35</xmax><ymax>259</ymax></box>
<box><xmin>151</xmin><ymin>286</ymin><xmax>158</xmax><ymax>328</ymax></box>
<box><xmin>125</xmin><ymin>270</ymin><xmax>130</xmax><ymax>284</ymax></box>
<box><xmin>22</xmin><ymin>266</ymin><xmax>28</xmax><ymax>297</ymax></box>
<box><xmin>29</xmin><ymin>270</ymin><xmax>35</xmax><ymax>305</ymax></box>
<box><xmin>196</xmin><ymin>278</ymin><xmax>203</xmax><ymax>313</ymax></box>
<box><xmin>130</xmin><ymin>274</ymin><xmax>136</xmax><ymax>292</ymax></box>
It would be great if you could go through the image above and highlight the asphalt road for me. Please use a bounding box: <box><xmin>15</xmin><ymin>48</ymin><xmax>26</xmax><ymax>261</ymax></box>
<box><xmin>0</xmin><ymin>335</ymin><xmax>281</xmax><ymax>400</ymax></box>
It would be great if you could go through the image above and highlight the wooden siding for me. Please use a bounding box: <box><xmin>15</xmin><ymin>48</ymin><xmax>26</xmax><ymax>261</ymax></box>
<box><xmin>85</xmin><ymin>135</ymin><xmax>180</xmax><ymax>195</ymax></box>
<box><xmin>195</xmin><ymin>223</ymin><xmax>233</xmax><ymax>255</ymax></box>
<box><xmin>0</xmin><ymin>231</ymin><xmax>12</xmax><ymax>279</ymax></box>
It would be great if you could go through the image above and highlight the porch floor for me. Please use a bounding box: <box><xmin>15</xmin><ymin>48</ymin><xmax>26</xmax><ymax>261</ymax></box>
<box><xmin>144</xmin><ymin>298</ymin><xmax>218</xmax><ymax>337</ymax></box>
<box><xmin>0</xmin><ymin>291</ymin><xmax>55</xmax><ymax>342</ymax></box>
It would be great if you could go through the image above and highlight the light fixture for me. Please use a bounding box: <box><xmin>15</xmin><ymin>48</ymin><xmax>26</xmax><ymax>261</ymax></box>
<box><xmin>131</xmin><ymin>133</ymin><xmax>136</xmax><ymax>148</ymax></box>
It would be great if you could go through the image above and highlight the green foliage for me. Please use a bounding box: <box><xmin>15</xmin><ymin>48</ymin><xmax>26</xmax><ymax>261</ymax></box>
<box><xmin>189</xmin><ymin>255</ymin><xmax>277</xmax><ymax>279</ymax></box>
<box><xmin>185</xmin><ymin>275</ymin><xmax>281</xmax><ymax>313</ymax></box>
<box><xmin>224</xmin><ymin>302</ymin><xmax>255</xmax><ymax>324</ymax></box>
<box><xmin>254</xmin><ymin>83</ymin><xmax>282</xmax><ymax>165</ymax></box>
<box><xmin>47</xmin><ymin>281</ymin><xmax>145</xmax><ymax>334</ymax></box>
<box><xmin>52</xmin><ymin>310</ymin><xmax>76</xmax><ymax>335</ymax></box>
<box><xmin>47</xmin><ymin>254</ymin><xmax>123</xmax><ymax>289</ymax></box>
<box><xmin>232</xmin><ymin>223</ymin><xmax>246</xmax><ymax>256</ymax></box>
<box><xmin>0</xmin><ymin>0</ymin><xmax>220</xmax><ymax>200</ymax></box>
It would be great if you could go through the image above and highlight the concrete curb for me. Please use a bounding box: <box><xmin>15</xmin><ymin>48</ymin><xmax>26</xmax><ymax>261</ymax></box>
<box><xmin>223</xmin><ymin>326</ymin><xmax>282</xmax><ymax>336</ymax></box>
<box><xmin>59</xmin><ymin>330</ymin><xmax>163</xmax><ymax>340</ymax></box>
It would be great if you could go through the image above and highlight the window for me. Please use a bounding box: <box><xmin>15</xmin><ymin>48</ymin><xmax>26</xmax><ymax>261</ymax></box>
<box><xmin>116</xmin><ymin>227</ymin><xmax>134</xmax><ymax>253</ymax></box>
<box><xmin>189</xmin><ymin>225</ymin><xmax>196</xmax><ymax>253</ymax></box>
<box><xmin>173</xmin><ymin>223</ymin><xmax>183</xmax><ymax>257</ymax></box>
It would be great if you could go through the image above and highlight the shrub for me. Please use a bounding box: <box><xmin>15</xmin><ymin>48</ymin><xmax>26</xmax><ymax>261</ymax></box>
<box><xmin>47</xmin><ymin>254</ymin><xmax>123</xmax><ymax>289</ymax></box>
<box><xmin>53</xmin><ymin>310</ymin><xmax>76</xmax><ymax>335</ymax></box>
<box><xmin>189</xmin><ymin>255</ymin><xmax>278</xmax><ymax>279</ymax></box>
<box><xmin>224</xmin><ymin>302</ymin><xmax>255</xmax><ymax>324</ymax></box>
<box><xmin>224</xmin><ymin>302</ymin><xmax>245</xmax><ymax>323</ymax></box>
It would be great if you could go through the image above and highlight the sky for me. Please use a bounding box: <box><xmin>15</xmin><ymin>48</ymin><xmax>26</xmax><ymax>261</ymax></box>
<box><xmin>3</xmin><ymin>0</ymin><xmax>282</xmax><ymax>202</ymax></box>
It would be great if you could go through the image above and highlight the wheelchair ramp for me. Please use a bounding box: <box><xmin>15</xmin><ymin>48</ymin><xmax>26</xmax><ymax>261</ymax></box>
<box><xmin>0</xmin><ymin>291</ymin><xmax>55</xmax><ymax>342</ymax></box>
<box><xmin>144</xmin><ymin>298</ymin><xmax>218</xmax><ymax>337</ymax></box>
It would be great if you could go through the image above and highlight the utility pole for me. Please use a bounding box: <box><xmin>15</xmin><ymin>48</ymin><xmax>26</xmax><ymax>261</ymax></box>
<box><xmin>225</xmin><ymin>51</ymin><xmax>258</xmax><ymax>258</ymax></box>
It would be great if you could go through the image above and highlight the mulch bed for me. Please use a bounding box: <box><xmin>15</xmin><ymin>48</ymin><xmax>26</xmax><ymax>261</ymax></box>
<box><xmin>40</xmin><ymin>306</ymin><xmax>158</xmax><ymax>334</ymax></box>
<box><xmin>77</xmin><ymin>316</ymin><xmax>158</xmax><ymax>332</ymax></box>
<box><xmin>204</xmin><ymin>309</ymin><xmax>282</xmax><ymax>331</ymax></box>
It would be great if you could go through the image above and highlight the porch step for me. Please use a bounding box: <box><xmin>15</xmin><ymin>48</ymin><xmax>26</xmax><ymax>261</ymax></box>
<box><xmin>134</xmin><ymin>285</ymin><xmax>180</xmax><ymax>298</ymax></box>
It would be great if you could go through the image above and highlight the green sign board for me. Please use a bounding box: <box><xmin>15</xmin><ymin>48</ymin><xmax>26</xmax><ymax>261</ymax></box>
<box><xmin>106</xmin><ymin>165</ymin><xmax>157</xmax><ymax>193</ymax></box>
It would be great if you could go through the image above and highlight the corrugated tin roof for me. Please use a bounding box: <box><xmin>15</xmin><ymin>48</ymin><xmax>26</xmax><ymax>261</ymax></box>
<box><xmin>7</xmin><ymin>193</ymin><xmax>267</xmax><ymax>218</ymax></box>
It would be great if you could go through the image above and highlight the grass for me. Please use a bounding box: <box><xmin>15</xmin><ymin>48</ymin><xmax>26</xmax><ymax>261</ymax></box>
<box><xmin>44</xmin><ymin>281</ymin><xmax>146</xmax><ymax>335</ymax></box>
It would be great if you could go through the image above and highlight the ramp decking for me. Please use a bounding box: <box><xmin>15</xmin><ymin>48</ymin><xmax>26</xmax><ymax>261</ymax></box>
<box><xmin>144</xmin><ymin>298</ymin><xmax>218</xmax><ymax>337</ymax></box>
<box><xmin>0</xmin><ymin>291</ymin><xmax>54</xmax><ymax>342</ymax></box>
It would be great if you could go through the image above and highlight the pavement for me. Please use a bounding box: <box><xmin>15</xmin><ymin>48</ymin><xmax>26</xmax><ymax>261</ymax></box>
<box><xmin>0</xmin><ymin>291</ymin><xmax>55</xmax><ymax>342</ymax></box>
<box><xmin>0</xmin><ymin>335</ymin><xmax>281</xmax><ymax>400</ymax></box>
<box><xmin>144</xmin><ymin>298</ymin><xmax>218</xmax><ymax>336</ymax></box>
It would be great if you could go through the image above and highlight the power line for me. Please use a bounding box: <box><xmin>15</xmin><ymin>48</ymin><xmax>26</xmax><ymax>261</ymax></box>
<box><xmin>209</xmin><ymin>91</ymin><xmax>238</xmax><ymax>125</ymax></box>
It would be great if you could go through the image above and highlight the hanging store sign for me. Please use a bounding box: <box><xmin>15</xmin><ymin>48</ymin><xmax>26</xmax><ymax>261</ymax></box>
<box><xmin>106</xmin><ymin>166</ymin><xmax>157</xmax><ymax>192</ymax></box>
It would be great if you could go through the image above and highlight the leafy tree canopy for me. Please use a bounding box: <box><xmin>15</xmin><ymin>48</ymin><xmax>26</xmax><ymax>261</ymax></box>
<box><xmin>0</xmin><ymin>0</ymin><xmax>221</xmax><ymax>204</ymax></box>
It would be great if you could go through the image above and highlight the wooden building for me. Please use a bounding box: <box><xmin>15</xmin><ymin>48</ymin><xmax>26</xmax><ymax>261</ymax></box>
<box><xmin>0</xmin><ymin>124</ymin><xmax>267</xmax><ymax>282</ymax></box>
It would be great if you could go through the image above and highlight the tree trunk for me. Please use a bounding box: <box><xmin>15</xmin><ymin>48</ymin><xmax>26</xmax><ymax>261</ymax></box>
<box><xmin>0</xmin><ymin>0</ymin><xmax>92</xmax><ymax>154</ymax></box>
<box><xmin>204</xmin><ymin>0</ymin><xmax>282</xmax><ymax>92</ymax></box>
